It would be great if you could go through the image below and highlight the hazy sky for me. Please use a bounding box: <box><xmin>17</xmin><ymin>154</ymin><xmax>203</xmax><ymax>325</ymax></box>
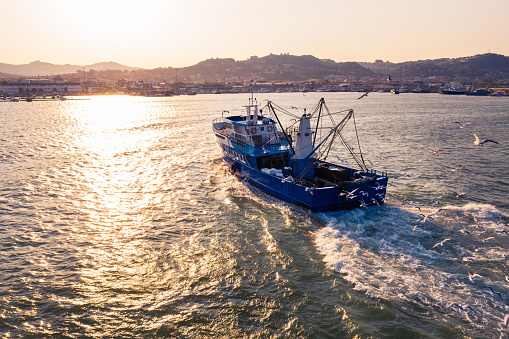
<box><xmin>2</xmin><ymin>0</ymin><xmax>508</xmax><ymax>69</ymax></box>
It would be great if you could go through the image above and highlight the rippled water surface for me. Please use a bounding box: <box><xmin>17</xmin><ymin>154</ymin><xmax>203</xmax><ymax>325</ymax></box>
<box><xmin>1</xmin><ymin>93</ymin><xmax>508</xmax><ymax>338</ymax></box>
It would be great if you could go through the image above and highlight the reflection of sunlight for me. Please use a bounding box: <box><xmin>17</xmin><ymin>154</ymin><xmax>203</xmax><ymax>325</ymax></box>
<box><xmin>82</xmin><ymin>95</ymin><xmax>143</xmax><ymax>131</ymax></box>
<box><xmin>65</xmin><ymin>96</ymin><xmax>166</xmax><ymax>300</ymax></box>
<box><xmin>75</xmin><ymin>95</ymin><xmax>149</xmax><ymax>158</ymax></box>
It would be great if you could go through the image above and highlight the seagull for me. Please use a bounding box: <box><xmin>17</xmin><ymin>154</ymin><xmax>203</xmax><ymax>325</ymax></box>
<box><xmin>347</xmin><ymin>188</ymin><xmax>359</xmax><ymax>199</ymax></box>
<box><xmin>454</xmin><ymin>121</ymin><xmax>472</xmax><ymax>128</ymax></box>
<box><xmin>505</xmin><ymin>276</ymin><xmax>509</xmax><ymax>283</ymax></box>
<box><xmin>473</xmin><ymin>245</ymin><xmax>484</xmax><ymax>252</ymax></box>
<box><xmin>495</xmin><ymin>229</ymin><xmax>508</xmax><ymax>235</ymax></box>
<box><xmin>473</xmin><ymin>133</ymin><xmax>499</xmax><ymax>147</ymax></box>
<box><xmin>359</xmin><ymin>190</ymin><xmax>369</xmax><ymax>197</ymax></box>
<box><xmin>357</xmin><ymin>89</ymin><xmax>371</xmax><ymax>100</ymax></box>
<box><xmin>449</xmin><ymin>303</ymin><xmax>465</xmax><ymax>313</ymax></box>
<box><xmin>448</xmin><ymin>303</ymin><xmax>477</xmax><ymax>314</ymax></box>
<box><xmin>419</xmin><ymin>208</ymin><xmax>447</xmax><ymax>223</ymax></box>
<box><xmin>463</xmin><ymin>257</ymin><xmax>475</xmax><ymax>263</ymax></box>
<box><xmin>305</xmin><ymin>187</ymin><xmax>314</xmax><ymax>195</ymax></box>
<box><xmin>476</xmin><ymin>225</ymin><xmax>486</xmax><ymax>231</ymax></box>
<box><xmin>281</xmin><ymin>176</ymin><xmax>294</xmax><ymax>183</ymax></box>
<box><xmin>464</xmin><ymin>305</ymin><xmax>477</xmax><ymax>314</ymax></box>
<box><xmin>291</xmin><ymin>106</ymin><xmax>298</xmax><ymax>110</ymax></box>
<box><xmin>486</xmin><ymin>285</ymin><xmax>503</xmax><ymax>299</ymax></box>
<box><xmin>423</xmin><ymin>149</ymin><xmax>443</xmax><ymax>156</ymax></box>
<box><xmin>482</xmin><ymin>237</ymin><xmax>495</xmax><ymax>243</ymax></box>
<box><xmin>503</xmin><ymin>314</ymin><xmax>509</xmax><ymax>328</ymax></box>
<box><xmin>433</xmin><ymin>238</ymin><xmax>451</xmax><ymax>248</ymax></box>
<box><xmin>460</xmin><ymin>229</ymin><xmax>471</xmax><ymax>235</ymax></box>
<box><xmin>418</xmin><ymin>213</ymin><xmax>435</xmax><ymax>223</ymax></box>
<box><xmin>467</xmin><ymin>272</ymin><xmax>482</xmax><ymax>282</ymax></box>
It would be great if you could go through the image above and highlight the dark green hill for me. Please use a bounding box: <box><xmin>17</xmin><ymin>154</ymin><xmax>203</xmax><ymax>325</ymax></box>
<box><xmin>361</xmin><ymin>53</ymin><xmax>509</xmax><ymax>81</ymax></box>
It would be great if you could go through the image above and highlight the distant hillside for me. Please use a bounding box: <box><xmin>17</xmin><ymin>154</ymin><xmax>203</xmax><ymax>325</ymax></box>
<box><xmin>128</xmin><ymin>54</ymin><xmax>375</xmax><ymax>82</ymax></box>
<box><xmin>360</xmin><ymin>53</ymin><xmax>509</xmax><ymax>81</ymax></box>
<box><xmin>2</xmin><ymin>53</ymin><xmax>509</xmax><ymax>83</ymax></box>
<box><xmin>0</xmin><ymin>61</ymin><xmax>141</xmax><ymax>76</ymax></box>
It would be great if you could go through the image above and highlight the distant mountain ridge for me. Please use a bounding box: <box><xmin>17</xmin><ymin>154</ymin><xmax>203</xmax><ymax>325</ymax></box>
<box><xmin>359</xmin><ymin>53</ymin><xmax>509</xmax><ymax>80</ymax></box>
<box><xmin>0</xmin><ymin>61</ymin><xmax>140</xmax><ymax>76</ymax></box>
<box><xmin>171</xmin><ymin>54</ymin><xmax>375</xmax><ymax>82</ymax></box>
<box><xmin>137</xmin><ymin>53</ymin><xmax>509</xmax><ymax>82</ymax></box>
<box><xmin>1</xmin><ymin>53</ymin><xmax>509</xmax><ymax>82</ymax></box>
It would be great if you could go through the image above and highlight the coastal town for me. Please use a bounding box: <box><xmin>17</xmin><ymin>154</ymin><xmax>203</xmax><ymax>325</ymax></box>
<box><xmin>1</xmin><ymin>53</ymin><xmax>509</xmax><ymax>99</ymax></box>
<box><xmin>1</xmin><ymin>75</ymin><xmax>508</xmax><ymax>100</ymax></box>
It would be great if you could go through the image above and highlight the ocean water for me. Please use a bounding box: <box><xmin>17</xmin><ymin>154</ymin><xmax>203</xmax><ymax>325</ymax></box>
<box><xmin>0</xmin><ymin>93</ymin><xmax>508</xmax><ymax>338</ymax></box>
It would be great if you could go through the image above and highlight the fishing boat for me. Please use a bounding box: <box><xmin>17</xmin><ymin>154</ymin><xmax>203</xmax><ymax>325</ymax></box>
<box><xmin>439</xmin><ymin>87</ymin><xmax>466</xmax><ymax>95</ymax></box>
<box><xmin>212</xmin><ymin>92</ymin><xmax>388</xmax><ymax>212</ymax></box>
<box><xmin>465</xmin><ymin>88</ymin><xmax>491</xmax><ymax>96</ymax></box>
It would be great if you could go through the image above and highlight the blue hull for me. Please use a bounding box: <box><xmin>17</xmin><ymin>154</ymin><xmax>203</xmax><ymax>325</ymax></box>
<box><xmin>223</xmin><ymin>156</ymin><xmax>387</xmax><ymax>213</ymax></box>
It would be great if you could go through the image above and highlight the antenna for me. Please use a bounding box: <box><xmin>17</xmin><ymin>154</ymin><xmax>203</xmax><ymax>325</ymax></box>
<box><xmin>250</xmin><ymin>80</ymin><xmax>254</xmax><ymax>103</ymax></box>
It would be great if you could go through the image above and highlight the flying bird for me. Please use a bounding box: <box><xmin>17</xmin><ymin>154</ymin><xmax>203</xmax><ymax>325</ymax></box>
<box><xmin>486</xmin><ymin>285</ymin><xmax>503</xmax><ymax>299</ymax></box>
<box><xmin>418</xmin><ymin>208</ymin><xmax>447</xmax><ymax>224</ymax></box>
<box><xmin>423</xmin><ymin>149</ymin><xmax>443</xmax><ymax>156</ymax></box>
<box><xmin>418</xmin><ymin>213</ymin><xmax>435</xmax><ymax>224</ymax></box>
<box><xmin>412</xmin><ymin>224</ymin><xmax>423</xmax><ymax>231</ymax></box>
<box><xmin>503</xmin><ymin>314</ymin><xmax>509</xmax><ymax>328</ymax></box>
<box><xmin>357</xmin><ymin>89</ymin><xmax>372</xmax><ymax>100</ymax></box>
<box><xmin>433</xmin><ymin>238</ymin><xmax>451</xmax><ymax>248</ymax></box>
<box><xmin>473</xmin><ymin>133</ymin><xmax>499</xmax><ymax>146</ymax></box>
<box><xmin>467</xmin><ymin>272</ymin><xmax>482</xmax><ymax>282</ymax></box>
<box><xmin>448</xmin><ymin>303</ymin><xmax>477</xmax><ymax>314</ymax></box>
<box><xmin>454</xmin><ymin>121</ymin><xmax>472</xmax><ymax>128</ymax></box>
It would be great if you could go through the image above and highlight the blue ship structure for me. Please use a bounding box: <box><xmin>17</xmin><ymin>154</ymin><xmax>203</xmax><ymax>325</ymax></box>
<box><xmin>212</xmin><ymin>93</ymin><xmax>388</xmax><ymax>212</ymax></box>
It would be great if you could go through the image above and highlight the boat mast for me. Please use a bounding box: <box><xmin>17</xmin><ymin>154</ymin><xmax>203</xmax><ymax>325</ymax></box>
<box><xmin>245</xmin><ymin>80</ymin><xmax>258</xmax><ymax>122</ymax></box>
<box><xmin>312</xmin><ymin>98</ymin><xmax>325</xmax><ymax>147</ymax></box>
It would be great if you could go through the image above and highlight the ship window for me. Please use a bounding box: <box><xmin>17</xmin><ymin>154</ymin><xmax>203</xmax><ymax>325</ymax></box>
<box><xmin>260</xmin><ymin>127</ymin><xmax>264</xmax><ymax>131</ymax></box>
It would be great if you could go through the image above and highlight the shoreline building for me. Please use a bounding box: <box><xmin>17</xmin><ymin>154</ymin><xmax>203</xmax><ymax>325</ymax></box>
<box><xmin>1</xmin><ymin>76</ymin><xmax>82</xmax><ymax>96</ymax></box>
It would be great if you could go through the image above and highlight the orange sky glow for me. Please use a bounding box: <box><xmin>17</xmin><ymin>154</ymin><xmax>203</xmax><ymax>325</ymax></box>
<box><xmin>2</xmin><ymin>0</ymin><xmax>508</xmax><ymax>69</ymax></box>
